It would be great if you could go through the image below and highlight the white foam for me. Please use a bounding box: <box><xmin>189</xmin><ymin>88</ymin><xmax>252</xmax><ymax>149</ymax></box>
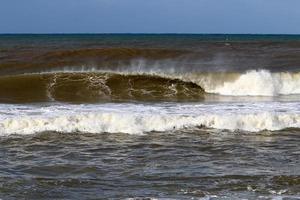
<box><xmin>207</xmin><ymin>70</ymin><xmax>300</xmax><ymax>96</ymax></box>
<box><xmin>0</xmin><ymin>103</ymin><xmax>300</xmax><ymax>135</ymax></box>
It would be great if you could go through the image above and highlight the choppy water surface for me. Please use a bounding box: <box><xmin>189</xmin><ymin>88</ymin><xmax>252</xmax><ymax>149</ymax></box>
<box><xmin>0</xmin><ymin>130</ymin><xmax>299</xmax><ymax>199</ymax></box>
<box><xmin>0</xmin><ymin>34</ymin><xmax>300</xmax><ymax>199</ymax></box>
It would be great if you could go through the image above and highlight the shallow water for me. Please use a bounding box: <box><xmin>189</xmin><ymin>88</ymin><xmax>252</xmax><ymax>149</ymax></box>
<box><xmin>0</xmin><ymin>130</ymin><xmax>299</xmax><ymax>199</ymax></box>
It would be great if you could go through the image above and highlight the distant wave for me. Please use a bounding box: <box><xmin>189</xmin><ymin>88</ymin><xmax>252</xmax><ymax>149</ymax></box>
<box><xmin>2</xmin><ymin>43</ymin><xmax>300</xmax><ymax>76</ymax></box>
<box><xmin>39</xmin><ymin>48</ymin><xmax>188</xmax><ymax>60</ymax></box>
<box><xmin>0</xmin><ymin>70</ymin><xmax>299</xmax><ymax>103</ymax></box>
<box><xmin>0</xmin><ymin>48</ymin><xmax>189</xmax><ymax>75</ymax></box>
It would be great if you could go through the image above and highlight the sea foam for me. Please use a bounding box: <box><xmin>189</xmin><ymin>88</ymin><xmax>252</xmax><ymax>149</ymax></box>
<box><xmin>0</xmin><ymin>103</ymin><xmax>299</xmax><ymax>135</ymax></box>
<box><xmin>207</xmin><ymin>70</ymin><xmax>300</xmax><ymax>96</ymax></box>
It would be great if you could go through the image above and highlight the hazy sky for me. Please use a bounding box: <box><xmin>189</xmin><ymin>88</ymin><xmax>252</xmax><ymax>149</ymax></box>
<box><xmin>1</xmin><ymin>0</ymin><xmax>300</xmax><ymax>34</ymax></box>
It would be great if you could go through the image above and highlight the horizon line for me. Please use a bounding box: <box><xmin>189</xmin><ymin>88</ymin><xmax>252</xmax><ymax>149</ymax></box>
<box><xmin>1</xmin><ymin>33</ymin><xmax>300</xmax><ymax>36</ymax></box>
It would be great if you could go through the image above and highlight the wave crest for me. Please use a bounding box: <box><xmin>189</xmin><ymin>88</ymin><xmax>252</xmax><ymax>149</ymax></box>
<box><xmin>0</xmin><ymin>72</ymin><xmax>204</xmax><ymax>103</ymax></box>
<box><xmin>205</xmin><ymin>70</ymin><xmax>300</xmax><ymax>96</ymax></box>
<box><xmin>0</xmin><ymin>69</ymin><xmax>299</xmax><ymax>103</ymax></box>
<box><xmin>160</xmin><ymin>69</ymin><xmax>300</xmax><ymax>96</ymax></box>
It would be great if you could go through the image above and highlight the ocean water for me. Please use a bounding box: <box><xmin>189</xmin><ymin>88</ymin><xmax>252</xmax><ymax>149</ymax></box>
<box><xmin>0</xmin><ymin>34</ymin><xmax>300</xmax><ymax>199</ymax></box>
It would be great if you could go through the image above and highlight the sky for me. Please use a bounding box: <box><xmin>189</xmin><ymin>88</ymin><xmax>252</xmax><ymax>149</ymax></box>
<box><xmin>1</xmin><ymin>0</ymin><xmax>300</xmax><ymax>34</ymax></box>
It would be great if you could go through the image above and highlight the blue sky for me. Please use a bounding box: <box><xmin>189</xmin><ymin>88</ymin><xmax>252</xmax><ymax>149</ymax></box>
<box><xmin>1</xmin><ymin>0</ymin><xmax>300</xmax><ymax>34</ymax></box>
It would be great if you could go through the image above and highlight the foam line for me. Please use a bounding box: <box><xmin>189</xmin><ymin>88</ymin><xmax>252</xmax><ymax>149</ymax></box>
<box><xmin>0</xmin><ymin>103</ymin><xmax>299</xmax><ymax>135</ymax></box>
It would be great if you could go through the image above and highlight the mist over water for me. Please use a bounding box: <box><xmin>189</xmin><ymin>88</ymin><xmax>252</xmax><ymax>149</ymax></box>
<box><xmin>0</xmin><ymin>34</ymin><xmax>300</xmax><ymax>199</ymax></box>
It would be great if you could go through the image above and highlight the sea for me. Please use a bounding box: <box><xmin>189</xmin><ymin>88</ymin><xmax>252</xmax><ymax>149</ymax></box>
<box><xmin>0</xmin><ymin>34</ymin><xmax>299</xmax><ymax>199</ymax></box>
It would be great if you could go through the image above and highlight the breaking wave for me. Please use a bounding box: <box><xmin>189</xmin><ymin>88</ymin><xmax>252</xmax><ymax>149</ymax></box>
<box><xmin>0</xmin><ymin>69</ymin><xmax>299</xmax><ymax>103</ymax></box>
<box><xmin>196</xmin><ymin>70</ymin><xmax>300</xmax><ymax>96</ymax></box>
<box><xmin>1</xmin><ymin>103</ymin><xmax>300</xmax><ymax>135</ymax></box>
<box><xmin>0</xmin><ymin>72</ymin><xmax>204</xmax><ymax>103</ymax></box>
